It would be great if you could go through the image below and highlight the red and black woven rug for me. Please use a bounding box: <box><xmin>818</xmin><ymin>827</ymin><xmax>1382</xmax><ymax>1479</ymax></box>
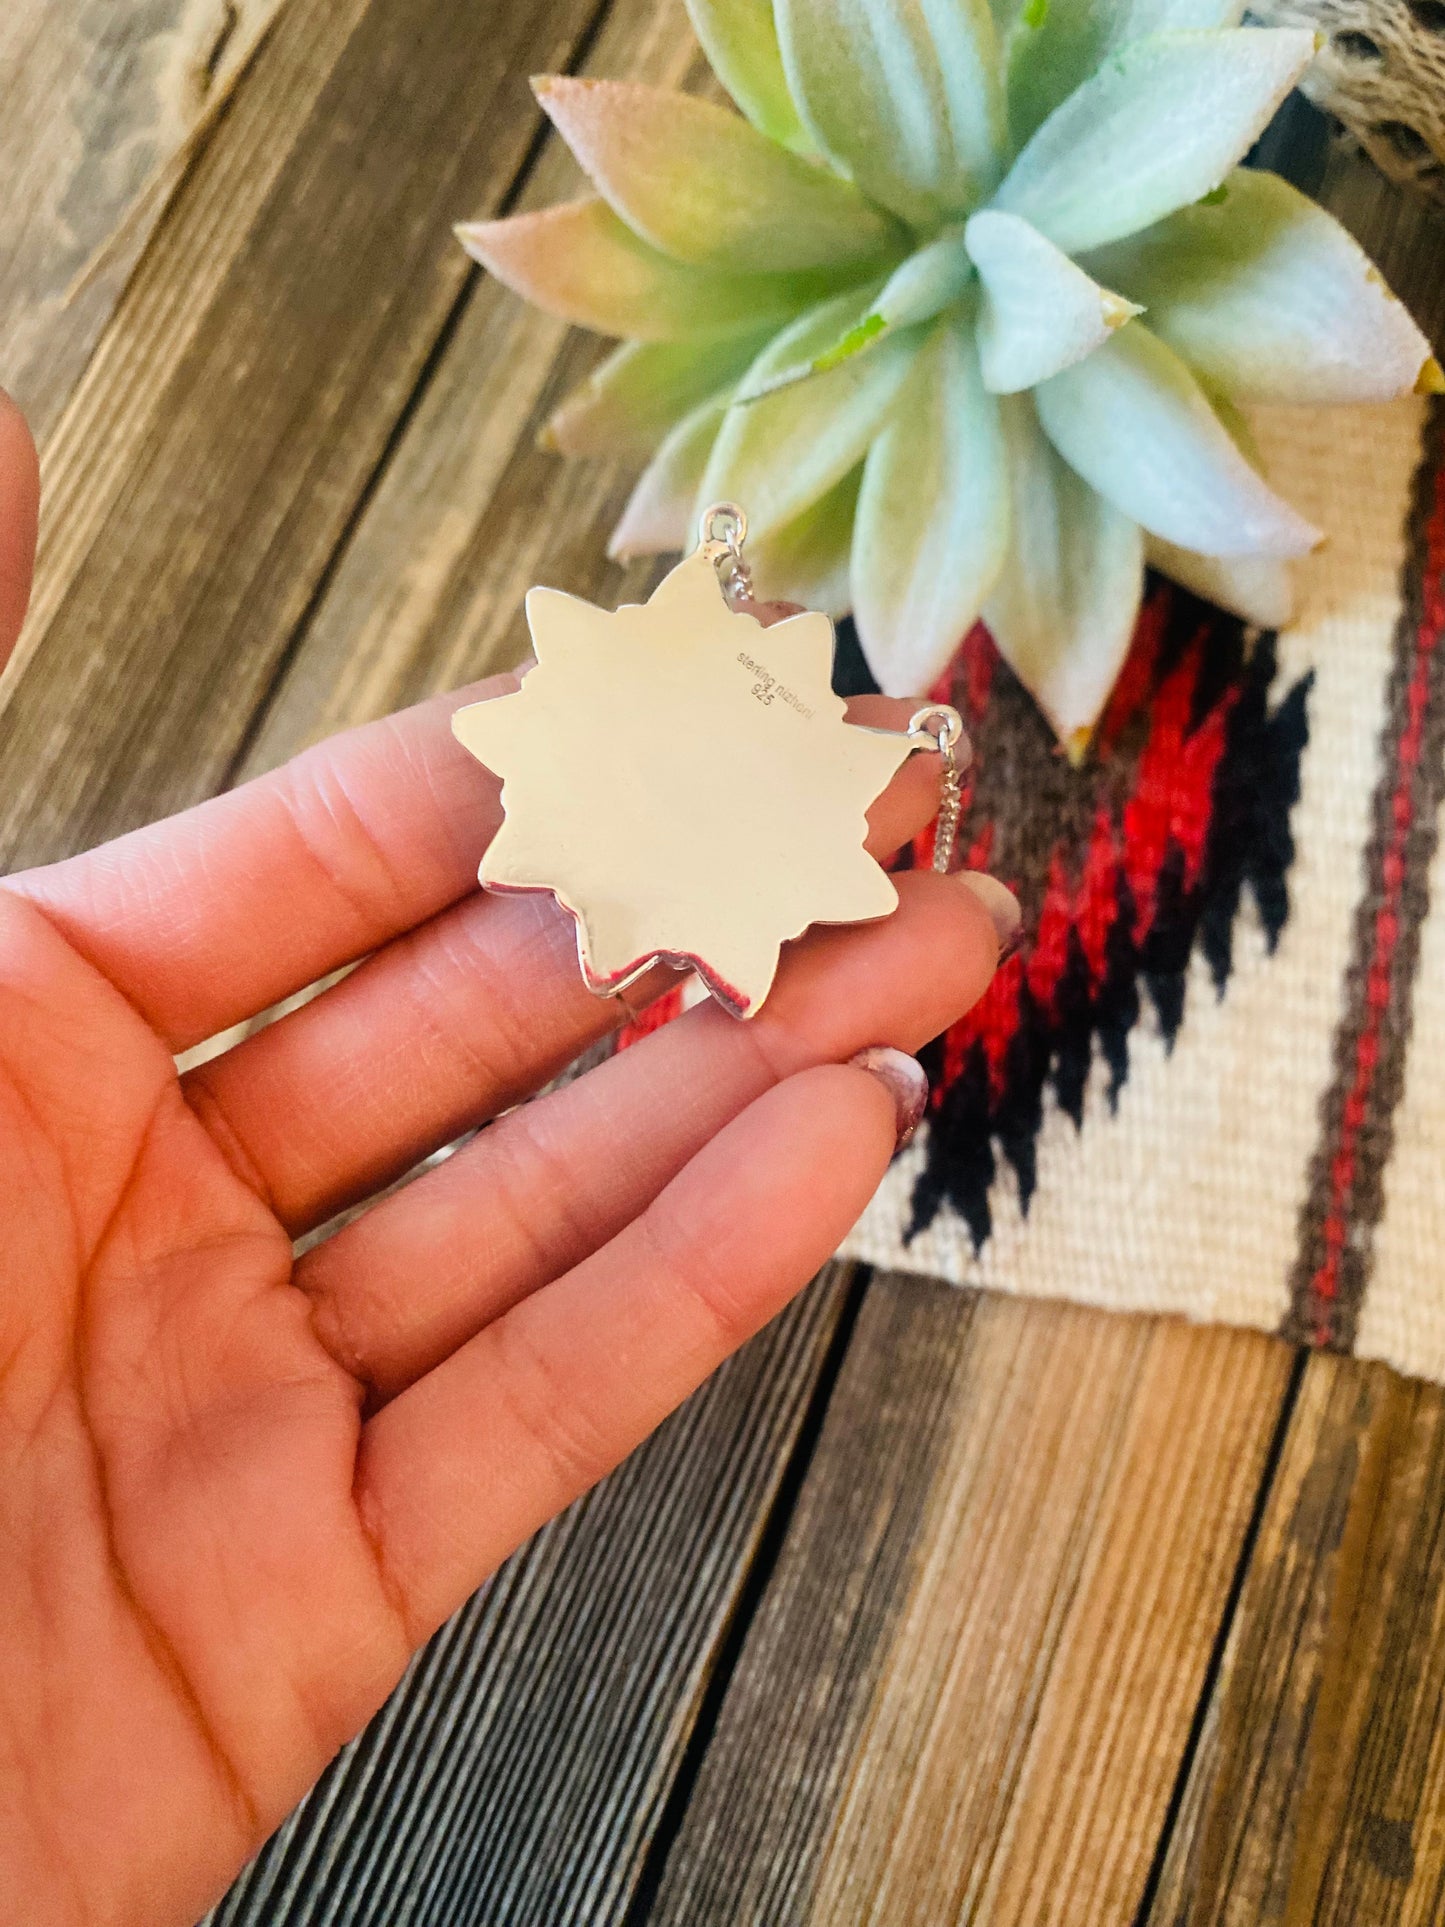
<box><xmin>842</xmin><ymin>397</ymin><xmax>1445</xmax><ymax>1378</ymax></box>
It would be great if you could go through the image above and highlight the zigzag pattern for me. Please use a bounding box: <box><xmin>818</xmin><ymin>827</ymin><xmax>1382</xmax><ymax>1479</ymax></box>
<box><xmin>902</xmin><ymin>586</ymin><xmax>1313</xmax><ymax>1249</ymax></box>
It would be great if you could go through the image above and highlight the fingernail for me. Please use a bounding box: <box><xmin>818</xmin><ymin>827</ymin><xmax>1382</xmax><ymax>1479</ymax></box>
<box><xmin>957</xmin><ymin>870</ymin><xmax>1022</xmax><ymax>953</ymax></box>
<box><xmin>850</xmin><ymin>1045</ymin><xmax>929</xmax><ymax>1148</ymax></box>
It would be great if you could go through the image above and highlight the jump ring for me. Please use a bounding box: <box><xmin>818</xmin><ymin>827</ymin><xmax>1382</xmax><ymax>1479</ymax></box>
<box><xmin>698</xmin><ymin>501</ymin><xmax>748</xmax><ymax>553</ymax></box>
<box><xmin>907</xmin><ymin>703</ymin><xmax>964</xmax><ymax>753</ymax></box>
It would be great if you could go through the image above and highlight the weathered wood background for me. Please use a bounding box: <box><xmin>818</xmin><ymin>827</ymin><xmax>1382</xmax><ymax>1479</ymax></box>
<box><xmin>3</xmin><ymin>2</ymin><xmax>1445</xmax><ymax>1920</ymax></box>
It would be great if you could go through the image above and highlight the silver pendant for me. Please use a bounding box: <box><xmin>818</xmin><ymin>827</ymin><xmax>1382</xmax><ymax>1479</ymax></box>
<box><xmin>452</xmin><ymin>505</ymin><xmax>962</xmax><ymax>1020</ymax></box>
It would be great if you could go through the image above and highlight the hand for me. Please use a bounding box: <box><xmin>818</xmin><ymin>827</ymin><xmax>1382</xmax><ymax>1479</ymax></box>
<box><xmin>0</xmin><ymin>399</ymin><xmax>1004</xmax><ymax>1927</ymax></box>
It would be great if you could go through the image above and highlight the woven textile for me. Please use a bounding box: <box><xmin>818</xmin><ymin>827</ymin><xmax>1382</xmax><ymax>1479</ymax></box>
<box><xmin>844</xmin><ymin>395</ymin><xmax>1445</xmax><ymax>1382</ymax></box>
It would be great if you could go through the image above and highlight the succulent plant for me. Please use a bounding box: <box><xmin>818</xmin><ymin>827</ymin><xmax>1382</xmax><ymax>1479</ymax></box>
<box><xmin>458</xmin><ymin>0</ymin><xmax>1441</xmax><ymax>748</ymax></box>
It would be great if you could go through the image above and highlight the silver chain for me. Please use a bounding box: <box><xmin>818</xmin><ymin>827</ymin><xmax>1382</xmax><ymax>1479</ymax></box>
<box><xmin>907</xmin><ymin>704</ymin><xmax>965</xmax><ymax>873</ymax></box>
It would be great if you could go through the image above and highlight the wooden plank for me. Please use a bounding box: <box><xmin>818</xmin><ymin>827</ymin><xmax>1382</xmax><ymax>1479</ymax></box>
<box><xmin>232</xmin><ymin>4</ymin><xmax>715</xmax><ymax>782</ymax></box>
<box><xmin>4</xmin><ymin>0</ymin><xmax>367</xmax><ymax>684</ymax></box>
<box><xmin>0</xmin><ymin>0</ymin><xmax>609</xmax><ymax>872</ymax></box>
<box><xmin>1147</xmin><ymin>1356</ymin><xmax>1445</xmax><ymax>1926</ymax></box>
<box><xmin>0</xmin><ymin>0</ymin><xmax>289</xmax><ymax>441</ymax></box>
<box><xmin>207</xmin><ymin>1264</ymin><xmax>861</xmax><ymax>1927</ymax></box>
<box><xmin>646</xmin><ymin>1278</ymin><xmax>1293</xmax><ymax>1926</ymax></box>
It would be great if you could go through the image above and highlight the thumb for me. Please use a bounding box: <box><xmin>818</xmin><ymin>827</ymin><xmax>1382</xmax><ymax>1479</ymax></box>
<box><xmin>0</xmin><ymin>390</ymin><xmax>39</xmax><ymax>677</ymax></box>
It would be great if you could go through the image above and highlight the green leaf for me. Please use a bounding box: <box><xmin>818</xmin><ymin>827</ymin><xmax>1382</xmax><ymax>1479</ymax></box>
<box><xmin>1034</xmin><ymin>320</ymin><xmax>1322</xmax><ymax>555</ymax></box>
<box><xmin>776</xmin><ymin>0</ymin><xmax>1005</xmax><ymax>228</ymax></box>
<box><xmin>965</xmin><ymin>208</ymin><xmax>1140</xmax><ymax>393</ymax></box>
<box><xmin>749</xmin><ymin>468</ymin><xmax>863</xmax><ymax>616</ymax></box>
<box><xmin>1006</xmin><ymin>0</ymin><xmax>1243</xmax><ymax>152</ymax></box>
<box><xmin>532</xmin><ymin>77</ymin><xmax>903</xmax><ymax>272</ymax></box>
<box><xmin>1082</xmin><ymin>167</ymin><xmax>1435</xmax><ymax>405</ymax></box>
<box><xmin>609</xmin><ymin>396</ymin><xmax>730</xmax><ymax>558</ymax></box>
<box><xmin>992</xmin><ymin>28</ymin><xmax>1316</xmax><ymax>255</ymax></box>
<box><xmin>983</xmin><ymin>395</ymin><xmax>1144</xmax><ymax>745</ymax></box>
<box><xmin>685</xmin><ymin>0</ymin><xmax>813</xmax><ymax>150</ymax></box>
<box><xmin>545</xmin><ymin>333</ymin><xmax>777</xmax><ymax>459</ymax></box>
<box><xmin>1146</xmin><ymin>535</ymin><xmax>1294</xmax><ymax>627</ymax></box>
<box><xmin>700</xmin><ymin>284</ymin><xmax>920</xmax><ymax>537</ymax></box>
<box><xmin>456</xmin><ymin>197</ymin><xmax>840</xmax><ymax>341</ymax></box>
<box><xmin>736</xmin><ymin>230</ymin><xmax>973</xmax><ymax>400</ymax></box>
<box><xmin>851</xmin><ymin>315</ymin><xmax>1009</xmax><ymax>695</ymax></box>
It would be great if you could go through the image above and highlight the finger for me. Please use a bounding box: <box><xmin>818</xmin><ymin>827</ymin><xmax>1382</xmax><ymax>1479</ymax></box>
<box><xmin>0</xmin><ymin>392</ymin><xmax>39</xmax><ymax>674</ymax></box>
<box><xmin>6</xmin><ymin>676</ymin><xmax>518</xmax><ymax>1050</ymax></box>
<box><xmin>356</xmin><ymin>1062</ymin><xmax>900</xmax><ymax>1643</ymax></box>
<box><xmin>181</xmin><ymin>718</ymin><xmax>949</xmax><ymax>1235</ymax></box>
<box><xmin>301</xmin><ymin>867</ymin><xmax>1005</xmax><ymax>1397</ymax></box>
<box><xmin>6</xmin><ymin>678</ymin><xmax>943</xmax><ymax>1053</ymax></box>
<box><xmin>847</xmin><ymin>694</ymin><xmax>954</xmax><ymax>851</ymax></box>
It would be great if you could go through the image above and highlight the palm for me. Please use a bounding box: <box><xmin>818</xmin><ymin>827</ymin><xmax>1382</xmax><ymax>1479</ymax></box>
<box><xmin>0</xmin><ymin>401</ymin><xmax>1001</xmax><ymax>1927</ymax></box>
<box><xmin>0</xmin><ymin>895</ymin><xmax>403</xmax><ymax>1924</ymax></box>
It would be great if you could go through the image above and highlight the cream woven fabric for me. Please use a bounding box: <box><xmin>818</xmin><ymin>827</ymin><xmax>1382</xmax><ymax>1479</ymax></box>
<box><xmin>845</xmin><ymin>397</ymin><xmax>1445</xmax><ymax>1381</ymax></box>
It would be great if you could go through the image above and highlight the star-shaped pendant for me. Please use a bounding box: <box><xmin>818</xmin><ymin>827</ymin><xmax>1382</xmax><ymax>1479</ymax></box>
<box><xmin>452</xmin><ymin>547</ymin><xmax>912</xmax><ymax>1017</ymax></box>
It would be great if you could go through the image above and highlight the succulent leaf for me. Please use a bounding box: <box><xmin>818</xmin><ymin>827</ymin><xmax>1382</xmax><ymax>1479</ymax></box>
<box><xmin>736</xmin><ymin>229</ymin><xmax>973</xmax><ymax>400</ymax></box>
<box><xmin>749</xmin><ymin>468</ymin><xmax>864</xmax><ymax>615</ymax></box>
<box><xmin>700</xmin><ymin>283</ymin><xmax>920</xmax><ymax>536</ymax></box>
<box><xmin>984</xmin><ymin>393</ymin><xmax>1144</xmax><ymax>746</ymax></box>
<box><xmin>992</xmin><ymin>28</ymin><xmax>1316</xmax><ymax>254</ymax></box>
<box><xmin>685</xmin><ymin>0</ymin><xmax>814</xmax><ymax>150</ymax></box>
<box><xmin>1082</xmin><ymin>167</ymin><xmax>1435</xmax><ymax>405</ymax></box>
<box><xmin>776</xmin><ymin>0</ymin><xmax>1006</xmax><ymax>227</ymax></box>
<box><xmin>851</xmin><ymin>315</ymin><xmax>1010</xmax><ymax>695</ymax></box>
<box><xmin>966</xmin><ymin>208</ymin><xmax>1140</xmax><ymax>392</ymax></box>
<box><xmin>610</xmin><ymin>395</ymin><xmax>731</xmax><ymax>558</ymax></box>
<box><xmin>1146</xmin><ymin>533</ymin><xmax>1295</xmax><ymax>626</ymax></box>
<box><xmin>461</xmin><ymin>0</ymin><xmax>1426</xmax><ymax>739</ymax></box>
<box><xmin>456</xmin><ymin>198</ymin><xmax>841</xmax><ymax>341</ymax></box>
<box><xmin>1035</xmin><ymin>320</ymin><xmax>1322</xmax><ymax>555</ymax></box>
<box><xmin>532</xmin><ymin>77</ymin><xmax>904</xmax><ymax>272</ymax></box>
<box><xmin>545</xmin><ymin>333</ymin><xmax>777</xmax><ymax>458</ymax></box>
<box><xmin>1006</xmin><ymin>0</ymin><xmax>1244</xmax><ymax>152</ymax></box>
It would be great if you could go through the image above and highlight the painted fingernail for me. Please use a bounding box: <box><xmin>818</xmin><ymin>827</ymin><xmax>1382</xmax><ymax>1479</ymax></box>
<box><xmin>957</xmin><ymin>870</ymin><xmax>1022</xmax><ymax>954</ymax></box>
<box><xmin>850</xmin><ymin>1045</ymin><xmax>930</xmax><ymax>1148</ymax></box>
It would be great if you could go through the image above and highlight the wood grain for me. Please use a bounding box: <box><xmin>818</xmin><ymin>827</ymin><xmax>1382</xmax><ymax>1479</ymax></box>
<box><xmin>1149</xmin><ymin>1354</ymin><xmax>1445</xmax><ymax>1927</ymax></box>
<box><xmin>233</xmin><ymin>1</ymin><xmax>719</xmax><ymax>782</ymax></box>
<box><xmin>208</xmin><ymin>1266</ymin><xmax>861</xmax><ymax>1927</ymax></box>
<box><xmin>648</xmin><ymin>1278</ymin><xmax>1293</xmax><ymax>1926</ymax></box>
<box><xmin>0</xmin><ymin>0</ymin><xmax>608</xmax><ymax>872</ymax></box>
<box><xmin>0</xmin><ymin>0</ymin><xmax>289</xmax><ymax>440</ymax></box>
